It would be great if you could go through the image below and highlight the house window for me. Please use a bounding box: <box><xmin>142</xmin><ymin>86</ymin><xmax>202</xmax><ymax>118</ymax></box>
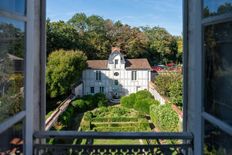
<box><xmin>96</xmin><ymin>71</ymin><xmax>101</xmax><ymax>81</ymax></box>
<box><xmin>131</xmin><ymin>71</ymin><xmax>137</xmax><ymax>80</ymax></box>
<box><xmin>90</xmin><ymin>87</ymin><xmax>95</xmax><ymax>94</ymax></box>
<box><xmin>114</xmin><ymin>59</ymin><xmax>118</xmax><ymax>68</ymax></box>
<box><xmin>114</xmin><ymin>80</ymin><xmax>118</xmax><ymax>85</ymax></box>
<box><xmin>100</xmin><ymin>87</ymin><xmax>104</xmax><ymax>93</ymax></box>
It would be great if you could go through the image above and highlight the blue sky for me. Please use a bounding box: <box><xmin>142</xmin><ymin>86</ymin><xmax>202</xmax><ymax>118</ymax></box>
<box><xmin>47</xmin><ymin>0</ymin><xmax>182</xmax><ymax>35</ymax></box>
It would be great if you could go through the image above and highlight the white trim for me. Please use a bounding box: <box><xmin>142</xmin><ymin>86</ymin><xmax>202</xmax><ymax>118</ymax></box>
<box><xmin>25</xmin><ymin>0</ymin><xmax>35</xmax><ymax>154</ymax></box>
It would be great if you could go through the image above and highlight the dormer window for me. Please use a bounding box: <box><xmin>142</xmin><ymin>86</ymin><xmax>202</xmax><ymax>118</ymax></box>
<box><xmin>114</xmin><ymin>59</ymin><xmax>119</xmax><ymax>68</ymax></box>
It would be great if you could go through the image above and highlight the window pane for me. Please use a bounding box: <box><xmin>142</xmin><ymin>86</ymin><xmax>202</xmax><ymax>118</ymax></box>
<box><xmin>0</xmin><ymin>0</ymin><xmax>26</xmax><ymax>16</ymax></box>
<box><xmin>0</xmin><ymin>17</ymin><xmax>25</xmax><ymax>123</ymax></box>
<box><xmin>204</xmin><ymin>121</ymin><xmax>232</xmax><ymax>154</ymax></box>
<box><xmin>203</xmin><ymin>0</ymin><xmax>232</xmax><ymax>17</ymax></box>
<box><xmin>204</xmin><ymin>21</ymin><xmax>232</xmax><ymax>125</ymax></box>
<box><xmin>0</xmin><ymin>121</ymin><xmax>24</xmax><ymax>154</ymax></box>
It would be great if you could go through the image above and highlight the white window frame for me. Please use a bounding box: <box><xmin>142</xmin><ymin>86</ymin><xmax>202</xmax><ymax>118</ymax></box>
<box><xmin>131</xmin><ymin>71</ymin><xmax>137</xmax><ymax>80</ymax></box>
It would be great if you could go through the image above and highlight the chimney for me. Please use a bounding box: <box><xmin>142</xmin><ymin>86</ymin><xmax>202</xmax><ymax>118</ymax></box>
<box><xmin>111</xmin><ymin>47</ymin><xmax>120</xmax><ymax>52</ymax></box>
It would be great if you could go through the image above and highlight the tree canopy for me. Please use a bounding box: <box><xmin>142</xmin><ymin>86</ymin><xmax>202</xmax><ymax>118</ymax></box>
<box><xmin>46</xmin><ymin>50</ymin><xmax>87</xmax><ymax>98</ymax></box>
<box><xmin>47</xmin><ymin>13</ymin><xmax>182</xmax><ymax>65</ymax></box>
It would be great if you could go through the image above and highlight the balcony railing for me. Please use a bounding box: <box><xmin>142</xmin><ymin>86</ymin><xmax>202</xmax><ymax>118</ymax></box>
<box><xmin>33</xmin><ymin>131</ymin><xmax>193</xmax><ymax>155</ymax></box>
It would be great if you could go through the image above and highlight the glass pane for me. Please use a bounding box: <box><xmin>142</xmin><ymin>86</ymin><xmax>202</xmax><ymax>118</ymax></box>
<box><xmin>0</xmin><ymin>0</ymin><xmax>26</xmax><ymax>16</ymax></box>
<box><xmin>0</xmin><ymin>121</ymin><xmax>24</xmax><ymax>154</ymax></box>
<box><xmin>204</xmin><ymin>21</ymin><xmax>232</xmax><ymax>125</ymax></box>
<box><xmin>203</xmin><ymin>0</ymin><xmax>232</xmax><ymax>17</ymax></box>
<box><xmin>204</xmin><ymin>121</ymin><xmax>232</xmax><ymax>155</ymax></box>
<box><xmin>0</xmin><ymin>17</ymin><xmax>25</xmax><ymax>123</ymax></box>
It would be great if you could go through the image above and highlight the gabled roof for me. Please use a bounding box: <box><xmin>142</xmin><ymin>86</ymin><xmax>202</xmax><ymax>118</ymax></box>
<box><xmin>86</xmin><ymin>58</ymin><xmax>151</xmax><ymax>70</ymax></box>
<box><xmin>108</xmin><ymin>51</ymin><xmax>125</xmax><ymax>64</ymax></box>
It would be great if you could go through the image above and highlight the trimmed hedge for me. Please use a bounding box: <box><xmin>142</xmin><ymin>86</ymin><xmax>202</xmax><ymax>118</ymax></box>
<box><xmin>71</xmin><ymin>93</ymin><xmax>108</xmax><ymax>112</ymax></box>
<box><xmin>120</xmin><ymin>93</ymin><xmax>136</xmax><ymax>108</ymax></box>
<box><xmin>150</xmin><ymin>104</ymin><xmax>179</xmax><ymax>132</ymax></box>
<box><xmin>91</xmin><ymin>117</ymin><xmax>139</xmax><ymax>122</ymax></box>
<box><xmin>94</xmin><ymin>126</ymin><xmax>151</xmax><ymax>132</ymax></box>
<box><xmin>120</xmin><ymin>90</ymin><xmax>159</xmax><ymax>114</ymax></box>
<box><xmin>134</xmin><ymin>98</ymin><xmax>159</xmax><ymax>114</ymax></box>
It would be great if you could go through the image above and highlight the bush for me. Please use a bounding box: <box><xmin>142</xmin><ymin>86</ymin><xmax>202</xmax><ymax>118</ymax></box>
<box><xmin>134</xmin><ymin>98</ymin><xmax>159</xmax><ymax>114</ymax></box>
<box><xmin>120</xmin><ymin>93</ymin><xmax>136</xmax><ymax>108</ymax></box>
<box><xmin>155</xmin><ymin>73</ymin><xmax>183</xmax><ymax>107</ymax></box>
<box><xmin>150</xmin><ymin>104</ymin><xmax>179</xmax><ymax>132</ymax></box>
<box><xmin>94</xmin><ymin>93</ymin><xmax>108</xmax><ymax>107</ymax></box>
<box><xmin>135</xmin><ymin>90</ymin><xmax>153</xmax><ymax>100</ymax></box>
<box><xmin>72</xmin><ymin>99</ymin><xmax>86</xmax><ymax>112</ymax></box>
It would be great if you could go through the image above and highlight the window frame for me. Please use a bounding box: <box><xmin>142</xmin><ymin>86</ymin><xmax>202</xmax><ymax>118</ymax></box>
<box><xmin>131</xmin><ymin>71</ymin><xmax>137</xmax><ymax>81</ymax></box>
<box><xmin>0</xmin><ymin>0</ymin><xmax>38</xmax><ymax>153</ymax></box>
<box><xmin>201</xmin><ymin>0</ymin><xmax>232</xmax><ymax>136</ymax></box>
<box><xmin>90</xmin><ymin>87</ymin><xmax>95</xmax><ymax>94</ymax></box>
<box><xmin>100</xmin><ymin>86</ymin><xmax>104</xmax><ymax>93</ymax></box>
<box><xmin>96</xmin><ymin>70</ymin><xmax>101</xmax><ymax>81</ymax></box>
<box><xmin>201</xmin><ymin>0</ymin><xmax>232</xmax><ymax>154</ymax></box>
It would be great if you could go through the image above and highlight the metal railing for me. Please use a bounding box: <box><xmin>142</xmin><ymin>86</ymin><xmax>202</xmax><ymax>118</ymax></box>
<box><xmin>34</xmin><ymin>131</ymin><xmax>193</xmax><ymax>155</ymax></box>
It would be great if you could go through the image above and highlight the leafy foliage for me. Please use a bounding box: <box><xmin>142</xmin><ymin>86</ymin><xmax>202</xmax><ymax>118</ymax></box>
<box><xmin>80</xmin><ymin>106</ymin><xmax>150</xmax><ymax>132</ymax></box>
<box><xmin>47</xmin><ymin>13</ymin><xmax>181</xmax><ymax>65</ymax></box>
<box><xmin>46</xmin><ymin>50</ymin><xmax>87</xmax><ymax>98</ymax></box>
<box><xmin>155</xmin><ymin>73</ymin><xmax>183</xmax><ymax>107</ymax></box>
<box><xmin>150</xmin><ymin>104</ymin><xmax>179</xmax><ymax>132</ymax></box>
<box><xmin>120</xmin><ymin>90</ymin><xmax>159</xmax><ymax>114</ymax></box>
<box><xmin>71</xmin><ymin>93</ymin><xmax>108</xmax><ymax>112</ymax></box>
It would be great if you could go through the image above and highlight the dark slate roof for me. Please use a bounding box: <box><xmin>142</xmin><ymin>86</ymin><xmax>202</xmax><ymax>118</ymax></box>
<box><xmin>86</xmin><ymin>58</ymin><xmax>151</xmax><ymax>70</ymax></box>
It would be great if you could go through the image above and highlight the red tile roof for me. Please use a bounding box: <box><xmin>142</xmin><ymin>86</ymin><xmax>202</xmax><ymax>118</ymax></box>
<box><xmin>86</xmin><ymin>58</ymin><xmax>151</xmax><ymax>70</ymax></box>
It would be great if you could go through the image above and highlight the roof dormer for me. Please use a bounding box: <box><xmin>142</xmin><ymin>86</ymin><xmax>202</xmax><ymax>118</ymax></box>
<box><xmin>108</xmin><ymin>47</ymin><xmax>125</xmax><ymax>69</ymax></box>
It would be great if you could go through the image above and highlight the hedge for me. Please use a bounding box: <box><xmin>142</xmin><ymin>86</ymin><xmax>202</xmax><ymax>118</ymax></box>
<box><xmin>93</xmin><ymin>126</ymin><xmax>150</xmax><ymax>132</ymax></box>
<box><xmin>120</xmin><ymin>93</ymin><xmax>136</xmax><ymax>108</ymax></box>
<box><xmin>134</xmin><ymin>98</ymin><xmax>159</xmax><ymax>114</ymax></box>
<box><xmin>71</xmin><ymin>93</ymin><xmax>108</xmax><ymax>112</ymax></box>
<box><xmin>155</xmin><ymin>73</ymin><xmax>183</xmax><ymax>107</ymax></box>
<box><xmin>91</xmin><ymin>117</ymin><xmax>140</xmax><ymax>122</ymax></box>
<box><xmin>150</xmin><ymin>104</ymin><xmax>179</xmax><ymax>132</ymax></box>
<box><xmin>120</xmin><ymin>90</ymin><xmax>159</xmax><ymax>114</ymax></box>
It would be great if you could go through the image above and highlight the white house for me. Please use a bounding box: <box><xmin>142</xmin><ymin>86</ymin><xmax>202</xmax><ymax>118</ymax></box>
<box><xmin>76</xmin><ymin>47</ymin><xmax>152</xmax><ymax>99</ymax></box>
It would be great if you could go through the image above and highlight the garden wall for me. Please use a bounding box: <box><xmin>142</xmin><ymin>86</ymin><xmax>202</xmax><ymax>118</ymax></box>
<box><xmin>149</xmin><ymin>82</ymin><xmax>166</xmax><ymax>105</ymax></box>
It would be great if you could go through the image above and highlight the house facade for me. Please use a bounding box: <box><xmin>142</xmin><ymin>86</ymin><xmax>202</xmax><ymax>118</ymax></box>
<box><xmin>80</xmin><ymin>47</ymin><xmax>152</xmax><ymax>99</ymax></box>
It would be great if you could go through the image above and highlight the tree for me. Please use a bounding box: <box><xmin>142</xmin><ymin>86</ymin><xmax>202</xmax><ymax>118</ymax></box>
<box><xmin>142</xmin><ymin>26</ymin><xmax>178</xmax><ymax>64</ymax></box>
<box><xmin>175</xmin><ymin>36</ymin><xmax>183</xmax><ymax>63</ymax></box>
<box><xmin>46</xmin><ymin>20</ymin><xmax>85</xmax><ymax>55</ymax></box>
<box><xmin>46</xmin><ymin>50</ymin><xmax>87</xmax><ymax>98</ymax></box>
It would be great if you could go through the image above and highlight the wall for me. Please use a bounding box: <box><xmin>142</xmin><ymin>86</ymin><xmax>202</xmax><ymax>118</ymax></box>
<box><xmin>148</xmin><ymin>82</ymin><xmax>166</xmax><ymax>105</ymax></box>
<box><xmin>82</xmin><ymin>69</ymin><xmax>150</xmax><ymax>99</ymax></box>
<box><xmin>74</xmin><ymin>83</ymin><xmax>83</xmax><ymax>97</ymax></box>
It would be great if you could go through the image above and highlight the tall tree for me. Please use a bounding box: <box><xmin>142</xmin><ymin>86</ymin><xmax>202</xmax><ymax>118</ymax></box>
<box><xmin>46</xmin><ymin>50</ymin><xmax>87</xmax><ymax>98</ymax></box>
<box><xmin>142</xmin><ymin>26</ymin><xmax>178</xmax><ymax>64</ymax></box>
<box><xmin>46</xmin><ymin>20</ymin><xmax>85</xmax><ymax>55</ymax></box>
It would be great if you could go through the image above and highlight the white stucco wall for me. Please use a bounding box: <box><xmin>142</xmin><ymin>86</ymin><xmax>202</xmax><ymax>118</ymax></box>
<box><xmin>82</xmin><ymin>69</ymin><xmax>150</xmax><ymax>99</ymax></box>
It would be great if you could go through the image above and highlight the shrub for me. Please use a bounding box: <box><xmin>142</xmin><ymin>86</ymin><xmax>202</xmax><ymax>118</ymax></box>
<box><xmin>135</xmin><ymin>90</ymin><xmax>153</xmax><ymax>100</ymax></box>
<box><xmin>169</xmin><ymin>76</ymin><xmax>183</xmax><ymax>107</ymax></box>
<box><xmin>72</xmin><ymin>99</ymin><xmax>86</xmax><ymax>112</ymax></box>
<box><xmin>120</xmin><ymin>93</ymin><xmax>136</xmax><ymax>108</ymax></box>
<box><xmin>94</xmin><ymin>93</ymin><xmax>108</xmax><ymax>107</ymax></box>
<box><xmin>155</xmin><ymin>73</ymin><xmax>183</xmax><ymax>107</ymax></box>
<box><xmin>150</xmin><ymin>104</ymin><xmax>179</xmax><ymax>132</ymax></box>
<box><xmin>134</xmin><ymin>98</ymin><xmax>159</xmax><ymax>114</ymax></box>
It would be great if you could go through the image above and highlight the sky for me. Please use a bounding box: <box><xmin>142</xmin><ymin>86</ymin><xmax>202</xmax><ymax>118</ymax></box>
<box><xmin>47</xmin><ymin>0</ymin><xmax>183</xmax><ymax>36</ymax></box>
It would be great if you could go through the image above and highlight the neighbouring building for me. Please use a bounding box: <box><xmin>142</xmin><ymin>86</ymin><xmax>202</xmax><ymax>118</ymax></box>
<box><xmin>78</xmin><ymin>47</ymin><xmax>152</xmax><ymax>99</ymax></box>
